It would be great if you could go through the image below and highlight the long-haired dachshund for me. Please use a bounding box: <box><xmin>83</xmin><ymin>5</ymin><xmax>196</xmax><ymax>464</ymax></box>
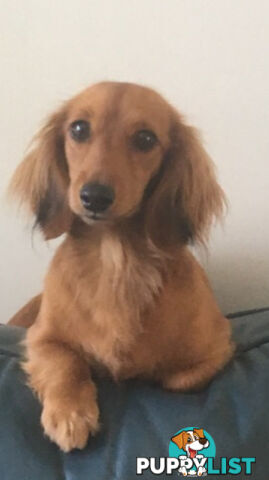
<box><xmin>9</xmin><ymin>82</ymin><xmax>233</xmax><ymax>452</ymax></box>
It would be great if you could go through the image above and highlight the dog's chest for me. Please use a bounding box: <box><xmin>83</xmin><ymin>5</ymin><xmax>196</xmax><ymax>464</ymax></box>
<box><xmin>70</xmin><ymin>232</ymin><xmax>163</xmax><ymax>372</ymax></box>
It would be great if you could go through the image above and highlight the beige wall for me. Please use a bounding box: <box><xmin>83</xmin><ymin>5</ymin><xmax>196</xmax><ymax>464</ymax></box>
<box><xmin>1</xmin><ymin>0</ymin><xmax>268</xmax><ymax>321</ymax></box>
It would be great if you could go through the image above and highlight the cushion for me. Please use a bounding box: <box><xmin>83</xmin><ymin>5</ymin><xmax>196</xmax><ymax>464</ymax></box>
<box><xmin>0</xmin><ymin>309</ymin><xmax>269</xmax><ymax>479</ymax></box>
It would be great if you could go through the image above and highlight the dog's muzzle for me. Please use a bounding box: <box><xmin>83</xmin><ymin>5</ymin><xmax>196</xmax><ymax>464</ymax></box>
<box><xmin>80</xmin><ymin>182</ymin><xmax>115</xmax><ymax>214</ymax></box>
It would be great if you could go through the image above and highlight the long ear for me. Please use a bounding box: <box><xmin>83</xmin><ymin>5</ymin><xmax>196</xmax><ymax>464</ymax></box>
<box><xmin>145</xmin><ymin>114</ymin><xmax>226</xmax><ymax>248</ymax></box>
<box><xmin>194</xmin><ymin>428</ymin><xmax>205</xmax><ymax>438</ymax></box>
<box><xmin>171</xmin><ymin>431</ymin><xmax>187</xmax><ymax>450</ymax></box>
<box><xmin>9</xmin><ymin>106</ymin><xmax>72</xmax><ymax>239</ymax></box>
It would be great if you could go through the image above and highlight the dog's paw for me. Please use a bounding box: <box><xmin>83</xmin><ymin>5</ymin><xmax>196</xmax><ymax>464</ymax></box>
<box><xmin>41</xmin><ymin>383</ymin><xmax>99</xmax><ymax>452</ymax></box>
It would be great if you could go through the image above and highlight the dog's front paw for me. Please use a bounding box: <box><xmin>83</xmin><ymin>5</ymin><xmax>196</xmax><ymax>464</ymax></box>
<box><xmin>41</xmin><ymin>383</ymin><xmax>99</xmax><ymax>452</ymax></box>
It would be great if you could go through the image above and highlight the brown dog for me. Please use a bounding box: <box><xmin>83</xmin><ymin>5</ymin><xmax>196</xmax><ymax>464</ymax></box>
<box><xmin>172</xmin><ymin>429</ymin><xmax>209</xmax><ymax>457</ymax></box>
<box><xmin>9</xmin><ymin>82</ymin><xmax>233</xmax><ymax>452</ymax></box>
<box><xmin>172</xmin><ymin>428</ymin><xmax>210</xmax><ymax>476</ymax></box>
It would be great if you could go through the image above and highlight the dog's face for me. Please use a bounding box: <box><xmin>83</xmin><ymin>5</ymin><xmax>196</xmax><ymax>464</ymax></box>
<box><xmin>172</xmin><ymin>429</ymin><xmax>209</xmax><ymax>458</ymax></box>
<box><xmin>10</xmin><ymin>81</ymin><xmax>225</xmax><ymax>245</ymax></box>
<box><xmin>64</xmin><ymin>82</ymin><xmax>171</xmax><ymax>224</ymax></box>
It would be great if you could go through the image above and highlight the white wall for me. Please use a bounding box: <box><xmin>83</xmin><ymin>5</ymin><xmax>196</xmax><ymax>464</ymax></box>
<box><xmin>1</xmin><ymin>0</ymin><xmax>268</xmax><ymax>321</ymax></box>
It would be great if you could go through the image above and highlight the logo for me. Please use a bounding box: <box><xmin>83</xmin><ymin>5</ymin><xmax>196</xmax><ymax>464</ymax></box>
<box><xmin>169</xmin><ymin>427</ymin><xmax>215</xmax><ymax>476</ymax></box>
<box><xmin>136</xmin><ymin>426</ymin><xmax>256</xmax><ymax>476</ymax></box>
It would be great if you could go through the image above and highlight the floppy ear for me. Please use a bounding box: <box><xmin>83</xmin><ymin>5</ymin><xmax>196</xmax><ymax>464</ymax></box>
<box><xmin>9</xmin><ymin>106</ymin><xmax>72</xmax><ymax>239</ymax></box>
<box><xmin>145</xmin><ymin>114</ymin><xmax>226</xmax><ymax>248</ymax></box>
<box><xmin>171</xmin><ymin>431</ymin><xmax>187</xmax><ymax>450</ymax></box>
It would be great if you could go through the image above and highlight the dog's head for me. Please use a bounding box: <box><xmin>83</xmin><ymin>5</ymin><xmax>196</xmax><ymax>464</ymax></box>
<box><xmin>9</xmin><ymin>81</ymin><xmax>225</xmax><ymax>246</ymax></box>
<box><xmin>171</xmin><ymin>429</ymin><xmax>209</xmax><ymax>458</ymax></box>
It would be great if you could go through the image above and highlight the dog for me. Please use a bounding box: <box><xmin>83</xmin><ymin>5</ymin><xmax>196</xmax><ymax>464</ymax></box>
<box><xmin>8</xmin><ymin>81</ymin><xmax>233</xmax><ymax>452</ymax></box>
<box><xmin>172</xmin><ymin>429</ymin><xmax>209</xmax><ymax>476</ymax></box>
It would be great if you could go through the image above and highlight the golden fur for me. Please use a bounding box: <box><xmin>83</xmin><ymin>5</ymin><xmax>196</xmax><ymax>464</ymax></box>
<box><xmin>9</xmin><ymin>82</ymin><xmax>233</xmax><ymax>452</ymax></box>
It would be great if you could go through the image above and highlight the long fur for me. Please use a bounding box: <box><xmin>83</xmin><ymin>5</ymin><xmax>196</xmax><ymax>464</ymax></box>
<box><xmin>9</xmin><ymin>82</ymin><xmax>233</xmax><ymax>452</ymax></box>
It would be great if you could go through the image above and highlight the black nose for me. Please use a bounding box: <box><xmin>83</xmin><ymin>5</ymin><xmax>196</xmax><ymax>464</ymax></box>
<box><xmin>80</xmin><ymin>183</ymin><xmax>115</xmax><ymax>213</ymax></box>
<box><xmin>199</xmin><ymin>438</ymin><xmax>207</xmax><ymax>445</ymax></box>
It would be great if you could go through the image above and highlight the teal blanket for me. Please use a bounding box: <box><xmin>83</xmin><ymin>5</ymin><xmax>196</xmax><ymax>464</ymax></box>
<box><xmin>0</xmin><ymin>309</ymin><xmax>268</xmax><ymax>479</ymax></box>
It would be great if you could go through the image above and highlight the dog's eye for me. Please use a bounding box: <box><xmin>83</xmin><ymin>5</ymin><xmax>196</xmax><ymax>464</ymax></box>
<box><xmin>187</xmin><ymin>437</ymin><xmax>192</xmax><ymax>443</ymax></box>
<box><xmin>132</xmin><ymin>129</ymin><xmax>158</xmax><ymax>152</ymax></box>
<box><xmin>70</xmin><ymin>120</ymin><xmax>90</xmax><ymax>142</ymax></box>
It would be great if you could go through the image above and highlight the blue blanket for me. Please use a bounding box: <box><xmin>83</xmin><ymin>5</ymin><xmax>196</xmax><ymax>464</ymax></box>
<box><xmin>0</xmin><ymin>309</ymin><xmax>268</xmax><ymax>479</ymax></box>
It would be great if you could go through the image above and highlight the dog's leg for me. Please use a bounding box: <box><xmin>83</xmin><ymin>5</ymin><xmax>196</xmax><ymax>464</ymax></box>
<box><xmin>162</xmin><ymin>345</ymin><xmax>233</xmax><ymax>392</ymax></box>
<box><xmin>23</xmin><ymin>328</ymin><xmax>99</xmax><ymax>452</ymax></box>
<box><xmin>8</xmin><ymin>294</ymin><xmax>42</xmax><ymax>328</ymax></box>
